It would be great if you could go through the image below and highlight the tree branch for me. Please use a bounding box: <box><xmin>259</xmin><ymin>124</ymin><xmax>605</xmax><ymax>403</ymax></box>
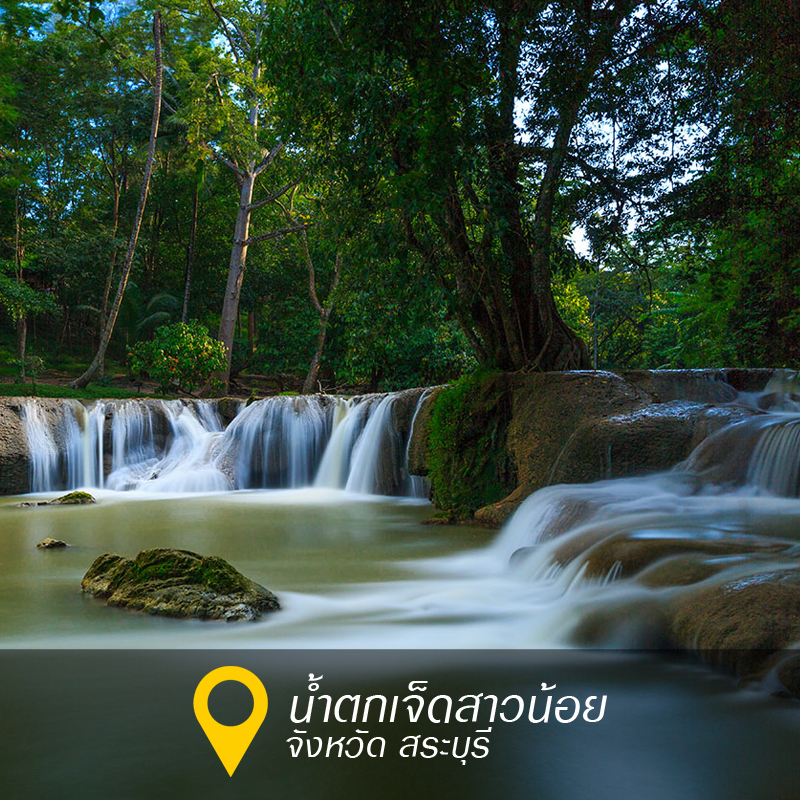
<box><xmin>199</xmin><ymin>141</ymin><xmax>243</xmax><ymax>176</ymax></box>
<box><xmin>206</xmin><ymin>0</ymin><xmax>245</xmax><ymax>61</ymax></box>
<box><xmin>84</xmin><ymin>21</ymin><xmax>177</xmax><ymax>116</ymax></box>
<box><xmin>237</xmin><ymin>224</ymin><xmax>313</xmax><ymax>246</ymax></box>
<box><xmin>254</xmin><ymin>141</ymin><xmax>285</xmax><ymax>176</ymax></box>
<box><xmin>246</xmin><ymin>180</ymin><xmax>299</xmax><ymax>212</ymax></box>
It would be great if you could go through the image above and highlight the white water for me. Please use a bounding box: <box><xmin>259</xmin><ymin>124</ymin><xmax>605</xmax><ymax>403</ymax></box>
<box><xmin>20</xmin><ymin>391</ymin><xmax>425</xmax><ymax>498</ymax></box>
<box><xmin>13</xmin><ymin>374</ymin><xmax>800</xmax><ymax>652</ymax></box>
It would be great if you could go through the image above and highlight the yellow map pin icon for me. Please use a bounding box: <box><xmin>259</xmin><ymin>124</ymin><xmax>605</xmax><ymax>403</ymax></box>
<box><xmin>193</xmin><ymin>666</ymin><xmax>268</xmax><ymax>777</ymax></box>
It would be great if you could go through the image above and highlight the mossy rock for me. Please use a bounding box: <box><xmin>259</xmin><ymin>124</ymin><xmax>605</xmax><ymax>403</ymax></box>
<box><xmin>427</xmin><ymin>371</ymin><xmax>516</xmax><ymax>518</ymax></box>
<box><xmin>18</xmin><ymin>490</ymin><xmax>96</xmax><ymax>508</ymax></box>
<box><xmin>37</xmin><ymin>537</ymin><xmax>69</xmax><ymax>549</ymax></box>
<box><xmin>81</xmin><ymin>548</ymin><xmax>280</xmax><ymax>622</ymax></box>
<box><xmin>215</xmin><ymin>397</ymin><xmax>243</xmax><ymax>426</ymax></box>
<box><xmin>51</xmin><ymin>491</ymin><xmax>96</xmax><ymax>505</ymax></box>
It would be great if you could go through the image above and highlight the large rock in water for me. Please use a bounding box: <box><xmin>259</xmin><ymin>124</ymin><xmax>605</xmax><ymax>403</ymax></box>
<box><xmin>81</xmin><ymin>548</ymin><xmax>280</xmax><ymax>621</ymax></box>
<box><xmin>19</xmin><ymin>490</ymin><xmax>97</xmax><ymax>508</ymax></box>
<box><xmin>474</xmin><ymin>371</ymin><xmax>653</xmax><ymax>525</ymax></box>
<box><xmin>548</xmin><ymin>402</ymin><xmax>755</xmax><ymax>486</ymax></box>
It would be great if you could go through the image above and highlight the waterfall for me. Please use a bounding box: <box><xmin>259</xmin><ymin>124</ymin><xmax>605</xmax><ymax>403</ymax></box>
<box><xmin>482</xmin><ymin>376</ymin><xmax>800</xmax><ymax>647</ymax></box>
<box><xmin>403</xmin><ymin>388</ymin><xmax>431</xmax><ymax>499</ymax></box>
<box><xmin>746</xmin><ymin>417</ymin><xmax>800</xmax><ymax>497</ymax></box>
<box><xmin>314</xmin><ymin>398</ymin><xmax>363</xmax><ymax>489</ymax></box>
<box><xmin>345</xmin><ymin>395</ymin><xmax>398</xmax><ymax>494</ymax></box>
<box><xmin>218</xmin><ymin>395</ymin><xmax>333</xmax><ymax>489</ymax></box>
<box><xmin>21</xmin><ymin>400</ymin><xmax>59</xmax><ymax>492</ymax></box>
<box><xmin>19</xmin><ymin>391</ymin><xmax>423</xmax><ymax>497</ymax></box>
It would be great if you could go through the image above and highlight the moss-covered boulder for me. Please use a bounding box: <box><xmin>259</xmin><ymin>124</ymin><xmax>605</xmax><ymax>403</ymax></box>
<box><xmin>19</xmin><ymin>490</ymin><xmax>97</xmax><ymax>508</ymax></box>
<box><xmin>52</xmin><ymin>490</ymin><xmax>96</xmax><ymax>504</ymax></box>
<box><xmin>425</xmin><ymin>372</ymin><xmax>517</xmax><ymax>518</ymax></box>
<box><xmin>81</xmin><ymin>548</ymin><xmax>280</xmax><ymax>621</ymax></box>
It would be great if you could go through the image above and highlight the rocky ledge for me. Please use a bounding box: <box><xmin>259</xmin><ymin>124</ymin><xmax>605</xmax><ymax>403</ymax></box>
<box><xmin>81</xmin><ymin>548</ymin><xmax>280</xmax><ymax>622</ymax></box>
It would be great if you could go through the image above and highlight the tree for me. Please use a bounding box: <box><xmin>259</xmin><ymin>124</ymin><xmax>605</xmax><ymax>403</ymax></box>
<box><xmin>267</xmin><ymin>0</ymin><xmax>701</xmax><ymax>371</ymax></box>
<box><xmin>72</xmin><ymin>8</ymin><xmax>163</xmax><ymax>388</ymax></box>
<box><xmin>186</xmin><ymin>0</ymin><xmax>310</xmax><ymax>390</ymax></box>
<box><xmin>275</xmin><ymin>186</ymin><xmax>342</xmax><ymax>394</ymax></box>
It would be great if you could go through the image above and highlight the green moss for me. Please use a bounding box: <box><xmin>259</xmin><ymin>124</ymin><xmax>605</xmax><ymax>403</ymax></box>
<box><xmin>125</xmin><ymin>549</ymin><xmax>245</xmax><ymax>594</ymax></box>
<box><xmin>427</xmin><ymin>369</ymin><xmax>516</xmax><ymax>518</ymax></box>
<box><xmin>52</xmin><ymin>490</ymin><xmax>96</xmax><ymax>505</ymax></box>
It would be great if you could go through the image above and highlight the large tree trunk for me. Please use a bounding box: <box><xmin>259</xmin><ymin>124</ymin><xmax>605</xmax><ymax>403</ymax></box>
<box><xmin>72</xmin><ymin>10</ymin><xmax>163</xmax><ymax>389</ymax></box>
<box><xmin>217</xmin><ymin>170</ymin><xmax>255</xmax><ymax>381</ymax></box>
<box><xmin>303</xmin><ymin>310</ymin><xmax>330</xmax><ymax>395</ymax></box>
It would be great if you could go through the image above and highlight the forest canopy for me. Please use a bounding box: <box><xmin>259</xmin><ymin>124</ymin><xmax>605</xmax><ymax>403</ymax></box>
<box><xmin>0</xmin><ymin>0</ymin><xmax>797</xmax><ymax>395</ymax></box>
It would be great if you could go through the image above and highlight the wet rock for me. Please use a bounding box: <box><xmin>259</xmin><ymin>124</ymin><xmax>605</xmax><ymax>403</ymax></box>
<box><xmin>775</xmin><ymin>653</ymin><xmax>800</xmax><ymax>699</ymax></box>
<box><xmin>480</xmin><ymin>371</ymin><xmax>653</xmax><ymax>525</ymax></box>
<box><xmin>621</xmin><ymin>370</ymin><xmax>738</xmax><ymax>404</ymax></box>
<box><xmin>571</xmin><ymin>530</ymin><xmax>793</xmax><ymax>579</ymax></box>
<box><xmin>635</xmin><ymin>555</ymin><xmax>728</xmax><ymax>588</ymax></box>
<box><xmin>0</xmin><ymin>399</ymin><xmax>30</xmax><ymax>495</ymax></box>
<box><xmin>18</xmin><ymin>491</ymin><xmax>97</xmax><ymax>508</ymax></box>
<box><xmin>51</xmin><ymin>490</ymin><xmax>96</xmax><ymax>505</ymax></box>
<box><xmin>724</xmin><ymin>368</ymin><xmax>776</xmax><ymax>393</ymax></box>
<box><xmin>406</xmin><ymin>387</ymin><xmax>444</xmax><ymax>478</ymax></box>
<box><xmin>215</xmin><ymin>397</ymin><xmax>244</xmax><ymax>427</ymax></box>
<box><xmin>390</xmin><ymin>386</ymin><xmax>429</xmax><ymax>441</ymax></box>
<box><xmin>669</xmin><ymin>569</ymin><xmax>800</xmax><ymax>677</ymax></box>
<box><xmin>549</xmin><ymin>402</ymin><xmax>755</xmax><ymax>486</ymax></box>
<box><xmin>37</xmin><ymin>537</ymin><xmax>69</xmax><ymax>549</ymax></box>
<box><xmin>81</xmin><ymin>548</ymin><xmax>280</xmax><ymax>621</ymax></box>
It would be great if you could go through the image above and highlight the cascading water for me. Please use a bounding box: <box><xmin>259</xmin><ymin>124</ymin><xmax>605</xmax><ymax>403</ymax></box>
<box><xmin>403</xmin><ymin>388</ymin><xmax>432</xmax><ymax>499</ymax></box>
<box><xmin>218</xmin><ymin>395</ymin><xmax>334</xmax><ymax>489</ymax></box>
<box><xmin>20</xmin><ymin>391</ymin><xmax>426</xmax><ymax>498</ymax></box>
<box><xmin>20</xmin><ymin>400</ymin><xmax>60</xmax><ymax>492</ymax></box>
<box><xmin>480</xmin><ymin>374</ymin><xmax>800</xmax><ymax>647</ymax></box>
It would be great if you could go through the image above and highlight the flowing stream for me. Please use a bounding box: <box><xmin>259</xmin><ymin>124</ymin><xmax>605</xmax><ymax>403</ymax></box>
<box><xmin>5</xmin><ymin>375</ymin><xmax>800</xmax><ymax>655</ymax></box>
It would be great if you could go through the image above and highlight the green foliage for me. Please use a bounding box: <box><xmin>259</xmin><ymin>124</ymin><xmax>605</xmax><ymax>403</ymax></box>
<box><xmin>0</xmin><ymin>0</ymin><xmax>797</xmax><ymax>394</ymax></box>
<box><xmin>427</xmin><ymin>370</ymin><xmax>515</xmax><ymax>518</ymax></box>
<box><xmin>128</xmin><ymin>321</ymin><xmax>226</xmax><ymax>393</ymax></box>
<box><xmin>0</xmin><ymin>264</ymin><xmax>57</xmax><ymax>322</ymax></box>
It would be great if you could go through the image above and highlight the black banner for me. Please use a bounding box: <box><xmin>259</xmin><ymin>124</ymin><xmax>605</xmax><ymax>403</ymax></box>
<box><xmin>0</xmin><ymin>650</ymin><xmax>797</xmax><ymax>800</ymax></box>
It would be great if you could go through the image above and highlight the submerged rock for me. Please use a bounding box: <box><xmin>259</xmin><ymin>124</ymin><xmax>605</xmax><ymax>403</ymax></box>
<box><xmin>669</xmin><ymin>569</ymin><xmax>800</xmax><ymax>678</ymax></box>
<box><xmin>37</xmin><ymin>537</ymin><xmax>69</xmax><ymax>549</ymax></box>
<box><xmin>18</xmin><ymin>490</ymin><xmax>97</xmax><ymax>508</ymax></box>
<box><xmin>81</xmin><ymin>548</ymin><xmax>280</xmax><ymax>621</ymax></box>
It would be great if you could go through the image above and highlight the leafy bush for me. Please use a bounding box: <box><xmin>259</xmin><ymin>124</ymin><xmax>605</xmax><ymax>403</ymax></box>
<box><xmin>128</xmin><ymin>322</ymin><xmax>227</xmax><ymax>393</ymax></box>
